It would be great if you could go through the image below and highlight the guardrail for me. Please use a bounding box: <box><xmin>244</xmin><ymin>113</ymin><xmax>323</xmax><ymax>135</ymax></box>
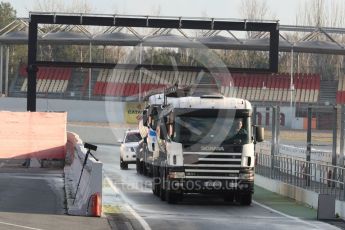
<box><xmin>255</xmin><ymin>153</ymin><xmax>345</xmax><ymax>201</ymax></box>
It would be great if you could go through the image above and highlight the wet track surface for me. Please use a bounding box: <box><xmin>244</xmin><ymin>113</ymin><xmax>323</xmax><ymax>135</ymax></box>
<box><xmin>95</xmin><ymin>144</ymin><xmax>340</xmax><ymax>230</ymax></box>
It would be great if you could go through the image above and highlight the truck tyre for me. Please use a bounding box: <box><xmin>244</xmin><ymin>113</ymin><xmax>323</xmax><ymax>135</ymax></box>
<box><xmin>224</xmin><ymin>193</ymin><xmax>235</xmax><ymax>202</ymax></box>
<box><xmin>120</xmin><ymin>159</ymin><xmax>128</xmax><ymax>170</ymax></box>
<box><xmin>166</xmin><ymin>190</ymin><xmax>179</xmax><ymax>204</ymax></box>
<box><xmin>148</xmin><ymin>165</ymin><xmax>153</xmax><ymax>177</ymax></box>
<box><xmin>239</xmin><ymin>193</ymin><xmax>252</xmax><ymax>206</ymax></box>
<box><xmin>143</xmin><ymin>162</ymin><xmax>148</xmax><ymax>176</ymax></box>
<box><xmin>136</xmin><ymin>158</ymin><xmax>140</xmax><ymax>174</ymax></box>
<box><xmin>139</xmin><ymin>161</ymin><xmax>144</xmax><ymax>174</ymax></box>
<box><xmin>159</xmin><ymin>174</ymin><xmax>166</xmax><ymax>201</ymax></box>
<box><xmin>152</xmin><ymin>177</ymin><xmax>160</xmax><ymax>196</ymax></box>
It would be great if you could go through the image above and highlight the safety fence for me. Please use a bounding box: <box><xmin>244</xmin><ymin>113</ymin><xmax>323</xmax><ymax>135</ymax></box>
<box><xmin>255</xmin><ymin>152</ymin><xmax>345</xmax><ymax>201</ymax></box>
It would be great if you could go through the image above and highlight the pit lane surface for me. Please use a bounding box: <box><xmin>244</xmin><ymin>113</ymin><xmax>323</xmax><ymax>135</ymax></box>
<box><xmin>95</xmin><ymin>144</ymin><xmax>339</xmax><ymax>230</ymax></box>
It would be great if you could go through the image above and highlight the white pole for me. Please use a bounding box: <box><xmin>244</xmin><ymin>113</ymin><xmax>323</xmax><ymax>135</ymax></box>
<box><xmin>290</xmin><ymin>48</ymin><xmax>294</xmax><ymax>128</ymax></box>
<box><xmin>139</xmin><ymin>43</ymin><xmax>142</xmax><ymax>102</ymax></box>
<box><xmin>89</xmin><ymin>43</ymin><xmax>92</xmax><ymax>100</ymax></box>
<box><xmin>0</xmin><ymin>45</ymin><xmax>3</xmax><ymax>95</ymax></box>
<box><xmin>297</xmin><ymin>53</ymin><xmax>300</xmax><ymax>74</ymax></box>
<box><xmin>5</xmin><ymin>46</ymin><xmax>9</xmax><ymax>96</ymax></box>
<box><xmin>290</xmin><ymin>48</ymin><xmax>294</xmax><ymax>109</ymax></box>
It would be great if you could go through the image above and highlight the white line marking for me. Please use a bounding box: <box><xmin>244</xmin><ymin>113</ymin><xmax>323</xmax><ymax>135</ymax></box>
<box><xmin>0</xmin><ymin>221</ymin><xmax>44</xmax><ymax>230</ymax></box>
<box><xmin>105</xmin><ymin>176</ymin><xmax>151</xmax><ymax>230</ymax></box>
<box><xmin>253</xmin><ymin>200</ymin><xmax>322</xmax><ymax>229</ymax></box>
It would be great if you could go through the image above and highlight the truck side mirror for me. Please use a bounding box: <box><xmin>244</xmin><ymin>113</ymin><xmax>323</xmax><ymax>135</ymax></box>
<box><xmin>255</xmin><ymin>126</ymin><xmax>264</xmax><ymax>143</ymax></box>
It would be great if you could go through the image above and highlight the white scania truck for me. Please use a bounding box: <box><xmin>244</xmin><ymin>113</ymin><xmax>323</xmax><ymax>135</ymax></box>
<box><xmin>136</xmin><ymin>84</ymin><xmax>264</xmax><ymax>204</ymax></box>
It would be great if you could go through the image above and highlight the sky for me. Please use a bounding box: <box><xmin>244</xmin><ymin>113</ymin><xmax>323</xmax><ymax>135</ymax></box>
<box><xmin>7</xmin><ymin>0</ymin><xmax>302</xmax><ymax>25</ymax></box>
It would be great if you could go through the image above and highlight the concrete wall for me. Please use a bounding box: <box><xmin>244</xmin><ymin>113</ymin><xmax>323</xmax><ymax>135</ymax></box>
<box><xmin>0</xmin><ymin>111</ymin><xmax>66</xmax><ymax>159</ymax></box>
<box><xmin>64</xmin><ymin>132</ymin><xmax>103</xmax><ymax>216</ymax></box>
<box><xmin>67</xmin><ymin>125</ymin><xmax>130</xmax><ymax>145</ymax></box>
<box><xmin>255</xmin><ymin>174</ymin><xmax>345</xmax><ymax>220</ymax></box>
<box><xmin>0</xmin><ymin>97</ymin><xmax>125</xmax><ymax>123</ymax></box>
<box><xmin>255</xmin><ymin>174</ymin><xmax>319</xmax><ymax>209</ymax></box>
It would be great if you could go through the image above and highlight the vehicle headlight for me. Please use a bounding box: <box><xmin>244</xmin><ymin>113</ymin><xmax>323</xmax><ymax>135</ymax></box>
<box><xmin>185</xmin><ymin>172</ymin><xmax>196</xmax><ymax>176</ymax></box>
<box><xmin>168</xmin><ymin>172</ymin><xmax>185</xmax><ymax>179</ymax></box>
<box><xmin>239</xmin><ymin>173</ymin><xmax>254</xmax><ymax>180</ymax></box>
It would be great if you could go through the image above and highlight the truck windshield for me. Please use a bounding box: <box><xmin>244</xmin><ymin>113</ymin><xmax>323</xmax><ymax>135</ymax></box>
<box><xmin>173</xmin><ymin>116</ymin><xmax>250</xmax><ymax>145</ymax></box>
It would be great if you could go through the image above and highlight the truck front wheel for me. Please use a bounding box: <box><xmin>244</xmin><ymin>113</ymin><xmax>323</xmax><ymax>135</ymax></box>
<box><xmin>166</xmin><ymin>190</ymin><xmax>180</xmax><ymax>204</ymax></box>
<box><xmin>224</xmin><ymin>193</ymin><xmax>235</xmax><ymax>202</ymax></box>
<box><xmin>152</xmin><ymin>167</ymin><xmax>160</xmax><ymax>196</ymax></box>
<box><xmin>159</xmin><ymin>174</ymin><xmax>166</xmax><ymax>201</ymax></box>
<box><xmin>239</xmin><ymin>193</ymin><xmax>252</xmax><ymax>206</ymax></box>
<box><xmin>142</xmin><ymin>162</ymin><xmax>148</xmax><ymax>176</ymax></box>
<box><xmin>136</xmin><ymin>158</ymin><xmax>142</xmax><ymax>174</ymax></box>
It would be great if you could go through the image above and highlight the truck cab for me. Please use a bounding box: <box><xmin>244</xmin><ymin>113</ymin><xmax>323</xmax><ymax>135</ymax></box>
<box><xmin>137</xmin><ymin>86</ymin><xmax>264</xmax><ymax>204</ymax></box>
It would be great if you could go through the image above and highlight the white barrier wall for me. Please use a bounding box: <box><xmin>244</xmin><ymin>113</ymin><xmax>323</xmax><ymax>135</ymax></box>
<box><xmin>255</xmin><ymin>174</ymin><xmax>345</xmax><ymax>220</ymax></box>
<box><xmin>255</xmin><ymin>174</ymin><xmax>319</xmax><ymax>209</ymax></box>
<box><xmin>0</xmin><ymin>97</ymin><xmax>125</xmax><ymax>123</ymax></box>
<box><xmin>64</xmin><ymin>132</ymin><xmax>103</xmax><ymax>216</ymax></box>
<box><xmin>256</xmin><ymin>141</ymin><xmax>333</xmax><ymax>163</ymax></box>
<box><xmin>67</xmin><ymin>125</ymin><xmax>131</xmax><ymax>145</ymax></box>
<box><xmin>255</xmin><ymin>142</ymin><xmax>345</xmax><ymax>219</ymax></box>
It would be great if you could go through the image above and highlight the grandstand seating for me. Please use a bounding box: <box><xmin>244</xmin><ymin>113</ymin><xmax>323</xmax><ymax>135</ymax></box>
<box><xmin>93</xmin><ymin>69</ymin><xmax>198</xmax><ymax>97</ymax></box>
<box><xmin>92</xmin><ymin>69</ymin><xmax>320</xmax><ymax>103</ymax></box>
<box><xmin>19</xmin><ymin>65</ymin><xmax>72</xmax><ymax>93</ymax></box>
<box><xmin>217</xmin><ymin>73</ymin><xmax>320</xmax><ymax>103</ymax></box>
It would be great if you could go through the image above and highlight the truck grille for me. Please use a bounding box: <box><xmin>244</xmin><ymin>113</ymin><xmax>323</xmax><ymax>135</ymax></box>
<box><xmin>183</xmin><ymin>152</ymin><xmax>242</xmax><ymax>179</ymax></box>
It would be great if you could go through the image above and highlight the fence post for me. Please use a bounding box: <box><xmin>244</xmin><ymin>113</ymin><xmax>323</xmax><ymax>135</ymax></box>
<box><xmin>340</xmin><ymin>105</ymin><xmax>345</xmax><ymax>167</ymax></box>
<box><xmin>313</xmin><ymin>163</ymin><xmax>317</xmax><ymax>191</ymax></box>
<box><xmin>343</xmin><ymin>169</ymin><xmax>345</xmax><ymax>200</ymax></box>
<box><xmin>305</xmin><ymin>106</ymin><xmax>312</xmax><ymax>187</ymax></box>
<box><xmin>276</xmin><ymin>106</ymin><xmax>280</xmax><ymax>149</ymax></box>
<box><xmin>289</xmin><ymin>158</ymin><xmax>292</xmax><ymax>184</ymax></box>
<box><xmin>294</xmin><ymin>159</ymin><xmax>297</xmax><ymax>186</ymax></box>
<box><xmin>271</xmin><ymin>106</ymin><xmax>276</xmax><ymax>179</ymax></box>
<box><xmin>332</xmin><ymin>106</ymin><xmax>338</xmax><ymax>188</ymax></box>
<box><xmin>332</xmin><ymin>106</ymin><xmax>338</xmax><ymax>167</ymax></box>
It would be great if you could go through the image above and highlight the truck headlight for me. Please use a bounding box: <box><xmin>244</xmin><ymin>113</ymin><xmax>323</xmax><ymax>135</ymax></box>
<box><xmin>185</xmin><ymin>172</ymin><xmax>196</xmax><ymax>176</ymax></box>
<box><xmin>168</xmin><ymin>172</ymin><xmax>185</xmax><ymax>179</ymax></box>
<box><xmin>239</xmin><ymin>173</ymin><xmax>254</xmax><ymax>180</ymax></box>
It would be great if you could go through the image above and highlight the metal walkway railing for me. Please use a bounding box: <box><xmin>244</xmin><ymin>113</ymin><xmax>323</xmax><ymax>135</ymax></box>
<box><xmin>255</xmin><ymin>153</ymin><xmax>345</xmax><ymax>201</ymax></box>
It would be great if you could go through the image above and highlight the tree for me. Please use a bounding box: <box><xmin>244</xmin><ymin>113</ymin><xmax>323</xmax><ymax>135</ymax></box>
<box><xmin>31</xmin><ymin>0</ymin><xmax>94</xmax><ymax>63</ymax></box>
<box><xmin>293</xmin><ymin>0</ymin><xmax>345</xmax><ymax>79</ymax></box>
<box><xmin>0</xmin><ymin>2</ymin><xmax>17</xmax><ymax>81</ymax></box>
<box><xmin>34</xmin><ymin>0</ymin><xmax>91</xmax><ymax>13</ymax></box>
<box><xmin>240</xmin><ymin>0</ymin><xmax>270</xmax><ymax>21</ymax></box>
<box><xmin>0</xmin><ymin>1</ymin><xmax>16</xmax><ymax>29</ymax></box>
<box><xmin>237</xmin><ymin>0</ymin><xmax>273</xmax><ymax>70</ymax></box>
